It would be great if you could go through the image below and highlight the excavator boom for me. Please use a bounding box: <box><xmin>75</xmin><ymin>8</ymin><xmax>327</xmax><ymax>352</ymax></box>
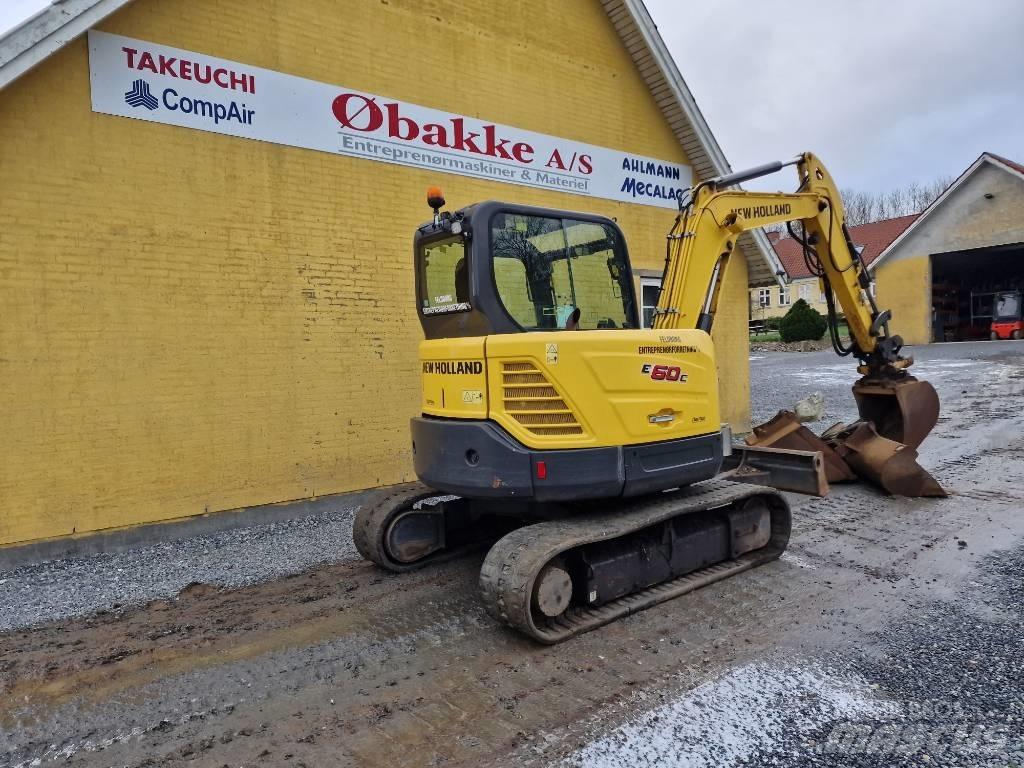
<box><xmin>653</xmin><ymin>152</ymin><xmax>942</xmax><ymax>497</ymax></box>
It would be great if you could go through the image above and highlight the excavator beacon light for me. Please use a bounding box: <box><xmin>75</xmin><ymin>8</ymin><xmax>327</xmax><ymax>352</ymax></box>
<box><xmin>427</xmin><ymin>186</ymin><xmax>446</xmax><ymax>212</ymax></box>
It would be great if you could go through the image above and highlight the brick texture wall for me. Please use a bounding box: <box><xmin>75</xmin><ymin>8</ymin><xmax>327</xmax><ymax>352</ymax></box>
<box><xmin>0</xmin><ymin>0</ymin><xmax>750</xmax><ymax>545</ymax></box>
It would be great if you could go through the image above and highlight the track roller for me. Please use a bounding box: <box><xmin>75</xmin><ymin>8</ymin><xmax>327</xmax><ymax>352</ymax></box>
<box><xmin>479</xmin><ymin>479</ymin><xmax>791</xmax><ymax>644</ymax></box>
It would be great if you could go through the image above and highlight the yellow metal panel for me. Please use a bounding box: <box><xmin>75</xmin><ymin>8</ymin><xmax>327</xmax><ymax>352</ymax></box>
<box><xmin>0</xmin><ymin>0</ymin><xmax>752</xmax><ymax>546</ymax></box>
<box><xmin>420</xmin><ymin>338</ymin><xmax>487</xmax><ymax>419</ymax></box>
<box><xmin>486</xmin><ymin>330</ymin><xmax>721</xmax><ymax>449</ymax></box>
<box><xmin>874</xmin><ymin>256</ymin><xmax>932</xmax><ymax>345</ymax></box>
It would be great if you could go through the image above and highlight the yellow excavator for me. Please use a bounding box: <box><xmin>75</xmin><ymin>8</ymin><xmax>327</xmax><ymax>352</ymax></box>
<box><xmin>354</xmin><ymin>152</ymin><xmax>943</xmax><ymax>643</ymax></box>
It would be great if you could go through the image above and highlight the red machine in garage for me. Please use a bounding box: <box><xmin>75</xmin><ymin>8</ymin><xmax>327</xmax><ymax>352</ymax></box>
<box><xmin>990</xmin><ymin>290</ymin><xmax>1023</xmax><ymax>340</ymax></box>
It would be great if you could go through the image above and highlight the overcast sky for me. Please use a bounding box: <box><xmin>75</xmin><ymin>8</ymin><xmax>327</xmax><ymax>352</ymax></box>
<box><xmin>3</xmin><ymin>0</ymin><xmax>1022</xmax><ymax>193</ymax></box>
<box><xmin>0</xmin><ymin>0</ymin><xmax>47</xmax><ymax>36</ymax></box>
<box><xmin>646</xmin><ymin>0</ymin><xmax>1024</xmax><ymax>192</ymax></box>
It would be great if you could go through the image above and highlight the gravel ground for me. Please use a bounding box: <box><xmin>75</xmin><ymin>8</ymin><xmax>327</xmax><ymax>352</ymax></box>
<box><xmin>563</xmin><ymin>544</ymin><xmax>1024</xmax><ymax>768</ymax></box>
<box><xmin>0</xmin><ymin>501</ymin><xmax>360</xmax><ymax>632</ymax></box>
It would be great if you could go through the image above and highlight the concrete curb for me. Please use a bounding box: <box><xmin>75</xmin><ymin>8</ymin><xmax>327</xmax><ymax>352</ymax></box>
<box><xmin>0</xmin><ymin>489</ymin><xmax>372</xmax><ymax>572</ymax></box>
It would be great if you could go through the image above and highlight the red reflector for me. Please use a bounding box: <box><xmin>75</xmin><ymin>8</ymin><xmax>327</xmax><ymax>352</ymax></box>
<box><xmin>536</xmin><ymin>460</ymin><xmax>547</xmax><ymax>480</ymax></box>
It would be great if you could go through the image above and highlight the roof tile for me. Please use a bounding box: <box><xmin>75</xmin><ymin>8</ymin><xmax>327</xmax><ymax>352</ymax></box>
<box><xmin>988</xmin><ymin>152</ymin><xmax>1024</xmax><ymax>176</ymax></box>
<box><xmin>771</xmin><ymin>214</ymin><xmax>919</xmax><ymax>280</ymax></box>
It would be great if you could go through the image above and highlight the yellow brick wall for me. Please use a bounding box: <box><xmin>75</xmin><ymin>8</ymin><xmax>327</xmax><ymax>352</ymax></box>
<box><xmin>874</xmin><ymin>256</ymin><xmax>932</xmax><ymax>345</ymax></box>
<box><xmin>0</xmin><ymin>0</ymin><xmax>751</xmax><ymax>545</ymax></box>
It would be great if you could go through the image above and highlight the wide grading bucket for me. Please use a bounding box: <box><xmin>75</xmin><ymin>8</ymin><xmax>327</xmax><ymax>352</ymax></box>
<box><xmin>747</xmin><ymin>377</ymin><xmax>945</xmax><ymax>498</ymax></box>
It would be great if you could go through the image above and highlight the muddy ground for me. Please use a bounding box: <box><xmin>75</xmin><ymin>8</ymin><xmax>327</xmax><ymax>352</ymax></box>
<box><xmin>2</xmin><ymin>341</ymin><xmax>1023</xmax><ymax>767</ymax></box>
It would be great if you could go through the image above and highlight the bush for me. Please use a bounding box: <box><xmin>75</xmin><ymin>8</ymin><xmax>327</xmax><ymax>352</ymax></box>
<box><xmin>764</xmin><ymin>316</ymin><xmax>783</xmax><ymax>331</ymax></box>
<box><xmin>779</xmin><ymin>299</ymin><xmax>828</xmax><ymax>342</ymax></box>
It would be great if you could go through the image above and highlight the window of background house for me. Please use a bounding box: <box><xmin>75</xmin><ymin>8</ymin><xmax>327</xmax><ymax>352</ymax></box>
<box><xmin>641</xmin><ymin>277</ymin><xmax>662</xmax><ymax>328</ymax></box>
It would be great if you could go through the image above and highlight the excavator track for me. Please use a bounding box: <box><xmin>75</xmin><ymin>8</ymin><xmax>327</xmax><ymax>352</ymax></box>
<box><xmin>479</xmin><ymin>479</ymin><xmax>791</xmax><ymax>644</ymax></box>
<box><xmin>354</xmin><ymin>482</ymin><xmax>511</xmax><ymax>572</ymax></box>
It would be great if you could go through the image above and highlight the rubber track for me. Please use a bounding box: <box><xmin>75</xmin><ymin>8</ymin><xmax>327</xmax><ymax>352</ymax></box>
<box><xmin>354</xmin><ymin>482</ymin><xmax>467</xmax><ymax>573</ymax></box>
<box><xmin>478</xmin><ymin>479</ymin><xmax>791</xmax><ymax>644</ymax></box>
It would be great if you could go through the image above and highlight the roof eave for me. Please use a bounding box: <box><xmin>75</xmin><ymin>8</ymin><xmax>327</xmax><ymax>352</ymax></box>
<box><xmin>0</xmin><ymin>0</ymin><xmax>135</xmax><ymax>92</ymax></box>
<box><xmin>605</xmin><ymin>0</ymin><xmax>783</xmax><ymax>286</ymax></box>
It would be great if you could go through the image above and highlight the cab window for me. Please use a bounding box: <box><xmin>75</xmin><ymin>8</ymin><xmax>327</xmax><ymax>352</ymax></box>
<box><xmin>490</xmin><ymin>213</ymin><xmax>635</xmax><ymax>330</ymax></box>
<box><xmin>420</xmin><ymin>236</ymin><xmax>469</xmax><ymax>315</ymax></box>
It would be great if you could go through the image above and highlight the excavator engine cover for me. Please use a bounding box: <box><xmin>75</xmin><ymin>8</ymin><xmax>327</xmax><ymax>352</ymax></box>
<box><xmin>852</xmin><ymin>378</ymin><xmax>940</xmax><ymax>450</ymax></box>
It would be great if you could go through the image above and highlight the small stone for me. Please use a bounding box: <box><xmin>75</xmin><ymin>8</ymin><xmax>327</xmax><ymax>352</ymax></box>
<box><xmin>794</xmin><ymin>392</ymin><xmax>825</xmax><ymax>422</ymax></box>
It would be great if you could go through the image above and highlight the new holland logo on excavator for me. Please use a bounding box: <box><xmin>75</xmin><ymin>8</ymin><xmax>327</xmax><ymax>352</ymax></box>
<box><xmin>732</xmin><ymin>203</ymin><xmax>793</xmax><ymax>219</ymax></box>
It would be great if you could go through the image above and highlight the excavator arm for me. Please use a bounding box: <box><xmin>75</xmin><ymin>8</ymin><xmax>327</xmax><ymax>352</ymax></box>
<box><xmin>655</xmin><ymin>153</ymin><xmax>896</xmax><ymax>366</ymax></box>
<box><xmin>654</xmin><ymin>152</ymin><xmax>944</xmax><ymax>497</ymax></box>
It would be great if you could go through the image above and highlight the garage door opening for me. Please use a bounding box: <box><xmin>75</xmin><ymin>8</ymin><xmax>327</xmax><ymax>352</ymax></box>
<box><xmin>931</xmin><ymin>242</ymin><xmax>1024</xmax><ymax>341</ymax></box>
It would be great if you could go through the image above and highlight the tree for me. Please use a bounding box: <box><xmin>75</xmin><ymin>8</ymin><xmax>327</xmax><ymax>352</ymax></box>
<box><xmin>838</xmin><ymin>175</ymin><xmax>952</xmax><ymax>226</ymax></box>
<box><xmin>779</xmin><ymin>298</ymin><xmax>827</xmax><ymax>342</ymax></box>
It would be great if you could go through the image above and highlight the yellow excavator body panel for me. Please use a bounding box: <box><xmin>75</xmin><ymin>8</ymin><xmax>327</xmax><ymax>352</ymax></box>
<box><xmin>420</xmin><ymin>329</ymin><xmax>721</xmax><ymax>450</ymax></box>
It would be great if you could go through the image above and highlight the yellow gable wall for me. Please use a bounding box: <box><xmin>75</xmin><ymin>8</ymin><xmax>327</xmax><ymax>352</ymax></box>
<box><xmin>749</xmin><ymin>278</ymin><xmax>825</xmax><ymax>320</ymax></box>
<box><xmin>0</xmin><ymin>0</ymin><xmax>751</xmax><ymax>546</ymax></box>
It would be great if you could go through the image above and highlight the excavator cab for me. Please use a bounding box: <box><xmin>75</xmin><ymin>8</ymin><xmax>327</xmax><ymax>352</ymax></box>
<box><xmin>414</xmin><ymin>197</ymin><xmax>639</xmax><ymax>341</ymax></box>
<box><xmin>411</xmin><ymin>197</ymin><xmax>729</xmax><ymax>503</ymax></box>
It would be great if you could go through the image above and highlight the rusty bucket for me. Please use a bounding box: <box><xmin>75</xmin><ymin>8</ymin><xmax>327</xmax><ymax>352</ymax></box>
<box><xmin>837</xmin><ymin>422</ymin><xmax>947</xmax><ymax>498</ymax></box>
<box><xmin>746</xmin><ymin>411</ymin><xmax>855</xmax><ymax>484</ymax></box>
<box><xmin>748</xmin><ymin>375</ymin><xmax>946</xmax><ymax>498</ymax></box>
<box><xmin>852</xmin><ymin>378</ymin><xmax>940</xmax><ymax>450</ymax></box>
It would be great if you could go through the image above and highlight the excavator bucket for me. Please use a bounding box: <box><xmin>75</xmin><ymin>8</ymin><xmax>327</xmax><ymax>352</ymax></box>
<box><xmin>851</xmin><ymin>378</ymin><xmax>940</xmax><ymax>450</ymax></box>
<box><xmin>747</xmin><ymin>378</ymin><xmax>946</xmax><ymax>498</ymax></box>
<box><xmin>836</xmin><ymin>422</ymin><xmax>947</xmax><ymax>498</ymax></box>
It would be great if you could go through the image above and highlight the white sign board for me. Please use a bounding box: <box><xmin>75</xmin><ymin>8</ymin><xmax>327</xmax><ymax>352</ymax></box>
<box><xmin>88</xmin><ymin>31</ymin><xmax>692</xmax><ymax>209</ymax></box>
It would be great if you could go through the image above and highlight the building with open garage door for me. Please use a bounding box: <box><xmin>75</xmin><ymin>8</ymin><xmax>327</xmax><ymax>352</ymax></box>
<box><xmin>0</xmin><ymin>0</ymin><xmax>781</xmax><ymax>551</ymax></box>
<box><xmin>871</xmin><ymin>153</ymin><xmax>1024</xmax><ymax>344</ymax></box>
